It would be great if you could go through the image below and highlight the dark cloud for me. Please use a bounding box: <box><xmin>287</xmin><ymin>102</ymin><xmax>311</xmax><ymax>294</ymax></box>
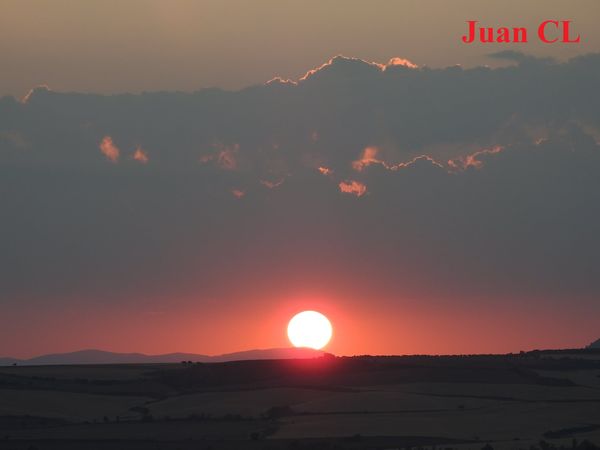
<box><xmin>487</xmin><ymin>50</ymin><xmax>556</xmax><ymax>65</ymax></box>
<box><xmin>1</xmin><ymin>54</ymin><xmax>599</xmax><ymax>331</ymax></box>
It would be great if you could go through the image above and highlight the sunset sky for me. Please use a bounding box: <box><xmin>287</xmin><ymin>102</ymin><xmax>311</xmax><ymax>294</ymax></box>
<box><xmin>1</xmin><ymin>0</ymin><xmax>600</xmax><ymax>358</ymax></box>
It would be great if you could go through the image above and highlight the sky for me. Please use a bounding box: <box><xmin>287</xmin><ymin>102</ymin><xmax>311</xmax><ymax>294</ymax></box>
<box><xmin>1</xmin><ymin>0</ymin><xmax>600</xmax><ymax>97</ymax></box>
<box><xmin>1</xmin><ymin>1</ymin><xmax>600</xmax><ymax>358</ymax></box>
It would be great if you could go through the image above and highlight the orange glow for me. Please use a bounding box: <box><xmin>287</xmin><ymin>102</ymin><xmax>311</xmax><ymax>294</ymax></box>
<box><xmin>318</xmin><ymin>166</ymin><xmax>333</xmax><ymax>176</ymax></box>
<box><xmin>338</xmin><ymin>180</ymin><xmax>367</xmax><ymax>197</ymax></box>
<box><xmin>6</xmin><ymin>288</ymin><xmax>595</xmax><ymax>359</ymax></box>
<box><xmin>99</xmin><ymin>136</ymin><xmax>120</xmax><ymax>163</ymax></box>
<box><xmin>132</xmin><ymin>146</ymin><xmax>149</xmax><ymax>164</ymax></box>
<box><xmin>231</xmin><ymin>188</ymin><xmax>245</xmax><ymax>199</ymax></box>
<box><xmin>352</xmin><ymin>146</ymin><xmax>383</xmax><ymax>171</ymax></box>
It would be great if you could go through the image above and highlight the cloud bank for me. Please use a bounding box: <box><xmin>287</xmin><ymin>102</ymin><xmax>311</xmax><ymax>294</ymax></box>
<box><xmin>1</xmin><ymin>53</ymin><xmax>599</xmax><ymax>354</ymax></box>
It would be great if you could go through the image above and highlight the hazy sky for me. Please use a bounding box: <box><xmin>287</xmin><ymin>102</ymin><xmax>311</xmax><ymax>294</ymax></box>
<box><xmin>2</xmin><ymin>1</ymin><xmax>600</xmax><ymax>358</ymax></box>
<box><xmin>1</xmin><ymin>0</ymin><xmax>600</xmax><ymax>97</ymax></box>
<box><xmin>3</xmin><ymin>52</ymin><xmax>600</xmax><ymax>357</ymax></box>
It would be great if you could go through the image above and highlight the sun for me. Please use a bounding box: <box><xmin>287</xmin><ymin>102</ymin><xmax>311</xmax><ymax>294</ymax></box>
<box><xmin>287</xmin><ymin>310</ymin><xmax>332</xmax><ymax>350</ymax></box>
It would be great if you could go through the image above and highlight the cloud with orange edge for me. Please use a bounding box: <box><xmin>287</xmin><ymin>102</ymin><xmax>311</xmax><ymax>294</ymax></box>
<box><xmin>352</xmin><ymin>146</ymin><xmax>385</xmax><ymax>171</ymax></box>
<box><xmin>352</xmin><ymin>147</ymin><xmax>444</xmax><ymax>173</ymax></box>
<box><xmin>21</xmin><ymin>85</ymin><xmax>51</xmax><ymax>104</ymax></box>
<box><xmin>265</xmin><ymin>76</ymin><xmax>297</xmax><ymax>86</ymax></box>
<box><xmin>392</xmin><ymin>155</ymin><xmax>445</xmax><ymax>171</ymax></box>
<box><xmin>298</xmin><ymin>55</ymin><xmax>417</xmax><ymax>82</ymax></box>
<box><xmin>448</xmin><ymin>146</ymin><xmax>504</xmax><ymax>170</ymax></box>
<box><xmin>384</xmin><ymin>57</ymin><xmax>418</xmax><ymax>70</ymax></box>
<box><xmin>299</xmin><ymin>55</ymin><xmax>382</xmax><ymax>81</ymax></box>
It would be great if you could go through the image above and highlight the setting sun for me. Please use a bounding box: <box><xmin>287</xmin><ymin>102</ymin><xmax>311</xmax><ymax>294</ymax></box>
<box><xmin>287</xmin><ymin>310</ymin><xmax>333</xmax><ymax>350</ymax></box>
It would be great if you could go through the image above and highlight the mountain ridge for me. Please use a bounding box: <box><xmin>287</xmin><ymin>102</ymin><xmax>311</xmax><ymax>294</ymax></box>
<box><xmin>0</xmin><ymin>347</ymin><xmax>325</xmax><ymax>366</ymax></box>
<box><xmin>588</xmin><ymin>338</ymin><xmax>600</xmax><ymax>349</ymax></box>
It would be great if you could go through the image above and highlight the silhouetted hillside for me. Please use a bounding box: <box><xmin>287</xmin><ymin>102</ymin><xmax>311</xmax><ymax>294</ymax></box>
<box><xmin>154</xmin><ymin>352</ymin><xmax>598</xmax><ymax>391</ymax></box>
<box><xmin>1</xmin><ymin>350</ymin><xmax>599</xmax><ymax>449</ymax></box>
<box><xmin>0</xmin><ymin>347</ymin><xmax>325</xmax><ymax>366</ymax></box>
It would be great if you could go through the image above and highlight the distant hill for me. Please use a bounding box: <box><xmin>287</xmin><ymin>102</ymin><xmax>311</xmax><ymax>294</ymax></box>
<box><xmin>588</xmin><ymin>339</ymin><xmax>600</xmax><ymax>349</ymax></box>
<box><xmin>0</xmin><ymin>357</ymin><xmax>21</xmax><ymax>366</ymax></box>
<box><xmin>0</xmin><ymin>347</ymin><xmax>325</xmax><ymax>366</ymax></box>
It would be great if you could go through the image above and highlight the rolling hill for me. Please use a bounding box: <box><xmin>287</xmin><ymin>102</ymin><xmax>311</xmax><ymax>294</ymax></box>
<box><xmin>0</xmin><ymin>347</ymin><xmax>325</xmax><ymax>366</ymax></box>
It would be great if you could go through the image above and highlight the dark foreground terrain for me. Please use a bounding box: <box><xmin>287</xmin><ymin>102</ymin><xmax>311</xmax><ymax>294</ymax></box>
<box><xmin>0</xmin><ymin>349</ymin><xmax>599</xmax><ymax>450</ymax></box>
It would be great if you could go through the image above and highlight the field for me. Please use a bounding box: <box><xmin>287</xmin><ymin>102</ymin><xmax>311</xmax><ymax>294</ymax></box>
<box><xmin>0</xmin><ymin>350</ymin><xmax>599</xmax><ymax>449</ymax></box>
